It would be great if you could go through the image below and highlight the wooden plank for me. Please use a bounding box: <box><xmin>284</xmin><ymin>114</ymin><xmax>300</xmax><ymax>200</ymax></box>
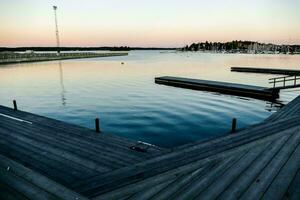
<box><xmin>0</xmin><ymin>168</ymin><xmax>59</xmax><ymax>200</ymax></box>
<box><xmin>0</xmin><ymin>182</ymin><xmax>29</xmax><ymax>200</ymax></box>
<box><xmin>0</xmin><ymin>116</ymin><xmax>134</xmax><ymax>168</ymax></box>
<box><xmin>127</xmin><ymin>180</ymin><xmax>173</xmax><ymax>200</ymax></box>
<box><xmin>0</xmin><ymin>154</ymin><xmax>89</xmax><ymax>200</ymax></box>
<box><xmin>0</xmin><ymin>106</ymin><xmax>133</xmax><ymax>148</ymax></box>
<box><xmin>0</xmin><ymin>137</ymin><xmax>86</xmax><ymax>185</ymax></box>
<box><xmin>0</xmin><ymin>105</ymin><xmax>149</xmax><ymax>148</ymax></box>
<box><xmin>93</xmin><ymin>126</ymin><xmax>297</xmax><ymax>200</ymax></box>
<box><xmin>0</xmin><ymin>123</ymin><xmax>130</xmax><ymax>168</ymax></box>
<box><xmin>0</xmin><ymin>129</ymin><xmax>98</xmax><ymax>179</ymax></box>
<box><xmin>0</xmin><ymin>105</ymin><xmax>169</xmax><ymax>194</ymax></box>
<box><xmin>0</xmin><ymin>106</ymin><xmax>164</xmax><ymax>157</ymax></box>
<box><xmin>262</xmin><ymin>141</ymin><xmax>300</xmax><ymax>199</ymax></box>
<box><xmin>0</xmin><ymin>125</ymin><xmax>111</xmax><ymax>173</ymax></box>
<box><xmin>240</xmin><ymin>129</ymin><xmax>300</xmax><ymax>200</ymax></box>
<box><xmin>286</xmin><ymin>169</ymin><xmax>300</xmax><ymax>200</ymax></box>
<box><xmin>231</xmin><ymin>67</ymin><xmax>300</xmax><ymax>75</ymax></box>
<box><xmin>94</xmin><ymin>161</ymin><xmax>218</xmax><ymax>200</ymax></box>
<box><xmin>97</xmin><ymin>152</ymin><xmax>242</xmax><ymax>199</ymax></box>
<box><xmin>92</xmin><ymin>159</ymin><xmax>216</xmax><ymax>199</ymax></box>
<box><xmin>155</xmin><ymin>76</ymin><xmax>278</xmax><ymax>100</ymax></box>
<box><xmin>218</xmin><ymin>133</ymin><xmax>292</xmax><ymax>199</ymax></box>
<box><xmin>89</xmin><ymin>125</ymin><xmax>297</xmax><ymax>198</ymax></box>
<box><xmin>152</xmin><ymin>163</ymin><xmax>217</xmax><ymax>200</ymax></box>
<box><xmin>77</xmin><ymin>117</ymin><xmax>300</xmax><ymax>195</ymax></box>
<box><xmin>0</xmin><ymin>110</ymin><xmax>152</xmax><ymax>162</ymax></box>
<box><xmin>172</xmin><ymin>153</ymin><xmax>246</xmax><ymax>200</ymax></box>
<box><xmin>196</xmin><ymin>140</ymin><xmax>272</xmax><ymax>200</ymax></box>
<box><xmin>0</xmin><ymin>116</ymin><xmax>149</xmax><ymax>163</ymax></box>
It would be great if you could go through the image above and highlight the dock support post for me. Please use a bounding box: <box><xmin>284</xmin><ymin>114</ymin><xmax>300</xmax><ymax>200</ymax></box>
<box><xmin>13</xmin><ymin>100</ymin><xmax>18</xmax><ymax>111</ymax></box>
<box><xmin>95</xmin><ymin>118</ymin><xmax>101</xmax><ymax>133</ymax></box>
<box><xmin>231</xmin><ymin>118</ymin><xmax>237</xmax><ymax>133</ymax></box>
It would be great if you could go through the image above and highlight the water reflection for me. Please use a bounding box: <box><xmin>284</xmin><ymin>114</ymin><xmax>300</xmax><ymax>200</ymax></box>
<box><xmin>265</xmin><ymin>101</ymin><xmax>284</xmax><ymax>112</ymax></box>
<box><xmin>58</xmin><ymin>61</ymin><xmax>67</xmax><ymax>106</ymax></box>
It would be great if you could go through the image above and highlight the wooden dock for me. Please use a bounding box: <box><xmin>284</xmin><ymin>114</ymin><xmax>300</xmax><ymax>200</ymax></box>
<box><xmin>0</xmin><ymin>52</ymin><xmax>128</xmax><ymax>65</ymax></box>
<box><xmin>231</xmin><ymin>67</ymin><xmax>300</xmax><ymax>75</ymax></box>
<box><xmin>1</xmin><ymin>95</ymin><xmax>300</xmax><ymax>199</ymax></box>
<box><xmin>0</xmin><ymin>105</ymin><xmax>165</xmax><ymax>200</ymax></box>
<box><xmin>73</xmin><ymin>95</ymin><xmax>300</xmax><ymax>200</ymax></box>
<box><xmin>155</xmin><ymin>76</ymin><xmax>279</xmax><ymax>100</ymax></box>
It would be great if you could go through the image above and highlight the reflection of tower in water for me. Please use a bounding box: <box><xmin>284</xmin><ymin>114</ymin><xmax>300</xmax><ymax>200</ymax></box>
<box><xmin>58</xmin><ymin>61</ymin><xmax>67</xmax><ymax>106</ymax></box>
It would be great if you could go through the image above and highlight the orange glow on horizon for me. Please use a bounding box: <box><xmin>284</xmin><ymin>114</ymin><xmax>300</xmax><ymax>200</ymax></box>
<box><xmin>1</xmin><ymin>0</ymin><xmax>300</xmax><ymax>47</ymax></box>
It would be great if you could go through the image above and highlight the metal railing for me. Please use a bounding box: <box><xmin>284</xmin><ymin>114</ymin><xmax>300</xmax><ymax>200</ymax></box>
<box><xmin>269</xmin><ymin>75</ymin><xmax>300</xmax><ymax>88</ymax></box>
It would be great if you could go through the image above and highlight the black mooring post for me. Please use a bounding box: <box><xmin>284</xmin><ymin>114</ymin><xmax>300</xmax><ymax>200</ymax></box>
<box><xmin>231</xmin><ymin>118</ymin><xmax>237</xmax><ymax>133</ymax></box>
<box><xmin>95</xmin><ymin>118</ymin><xmax>101</xmax><ymax>133</ymax></box>
<box><xmin>13</xmin><ymin>100</ymin><xmax>18</xmax><ymax>111</ymax></box>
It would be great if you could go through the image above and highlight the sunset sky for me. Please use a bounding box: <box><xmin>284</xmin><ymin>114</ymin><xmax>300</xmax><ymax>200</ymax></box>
<box><xmin>0</xmin><ymin>0</ymin><xmax>299</xmax><ymax>47</ymax></box>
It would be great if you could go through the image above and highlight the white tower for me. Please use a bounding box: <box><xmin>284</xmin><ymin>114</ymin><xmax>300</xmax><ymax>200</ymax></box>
<box><xmin>53</xmin><ymin>6</ymin><xmax>60</xmax><ymax>54</ymax></box>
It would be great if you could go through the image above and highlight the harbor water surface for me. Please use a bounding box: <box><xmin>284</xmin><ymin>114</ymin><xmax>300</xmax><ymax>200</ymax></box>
<box><xmin>0</xmin><ymin>51</ymin><xmax>300</xmax><ymax>147</ymax></box>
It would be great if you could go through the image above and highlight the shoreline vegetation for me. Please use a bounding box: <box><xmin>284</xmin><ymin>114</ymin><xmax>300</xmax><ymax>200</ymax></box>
<box><xmin>181</xmin><ymin>40</ymin><xmax>300</xmax><ymax>54</ymax></box>
<box><xmin>1</xmin><ymin>41</ymin><xmax>300</xmax><ymax>55</ymax></box>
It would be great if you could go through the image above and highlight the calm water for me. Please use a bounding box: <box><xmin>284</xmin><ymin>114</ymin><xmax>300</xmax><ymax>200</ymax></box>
<box><xmin>0</xmin><ymin>51</ymin><xmax>300</xmax><ymax>148</ymax></box>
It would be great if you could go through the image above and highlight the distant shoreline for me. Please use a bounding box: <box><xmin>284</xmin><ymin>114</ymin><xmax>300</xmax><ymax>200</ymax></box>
<box><xmin>182</xmin><ymin>41</ymin><xmax>300</xmax><ymax>54</ymax></box>
<box><xmin>0</xmin><ymin>47</ymin><xmax>177</xmax><ymax>52</ymax></box>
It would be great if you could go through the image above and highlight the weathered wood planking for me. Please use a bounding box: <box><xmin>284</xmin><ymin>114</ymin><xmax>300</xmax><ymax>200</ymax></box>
<box><xmin>0</xmin><ymin>105</ymin><xmax>165</xmax><ymax>156</ymax></box>
<box><xmin>75</xmin><ymin>121</ymin><xmax>300</xmax><ymax>197</ymax></box>
<box><xmin>0</xmin><ymin>154</ymin><xmax>88</xmax><ymax>200</ymax></box>
<box><xmin>155</xmin><ymin>76</ymin><xmax>279</xmax><ymax>100</ymax></box>
<box><xmin>231</xmin><ymin>67</ymin><xmax>300</xmax><ymax>75</ymax></box>
<box><xmin>92</xmin><ymin>126</ymin><xmax>300</xmax><ymax>200</ymax></box>
<box><xmin>79</xmin><ymin>95</ymin><xmax>300</xmax><ymax>199</ymax></box>
<box><xmin>0</xmin><ymin>105</ymin><xmax>166</xmax><ymax>197</ymax></box>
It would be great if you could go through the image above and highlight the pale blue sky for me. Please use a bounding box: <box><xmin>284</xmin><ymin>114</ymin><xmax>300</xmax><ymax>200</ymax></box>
<box><xmin>0</xmin><ymin>0</ymin><xmax>299</xmax><ymax>47</ymax></box>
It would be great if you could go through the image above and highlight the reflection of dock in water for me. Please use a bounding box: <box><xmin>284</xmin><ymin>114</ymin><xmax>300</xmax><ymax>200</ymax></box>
<box><xmin>265</xmin><ymin>101</ymin><xmax>284</xmax><ymax>112</ymax></box>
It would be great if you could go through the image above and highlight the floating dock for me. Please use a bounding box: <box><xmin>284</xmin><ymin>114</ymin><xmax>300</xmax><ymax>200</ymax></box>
<box><xmin>0</xmin><ymin>52</ymin><xmax>128</xmax><ymax>65</ymax></box>
<box><xmin>155</xmin><ymin>76</ymin><xmax>279</xmax><ymax>100</ymax></box>
<box><xmin>231</xmin><ymin>67</ymin><xmax>300</xmax><ymax>75</ymax></box>
<box><xmin>1</xmin><ymin>96</ymin><xmax>300</xmax><ymax>199</ymax></box>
